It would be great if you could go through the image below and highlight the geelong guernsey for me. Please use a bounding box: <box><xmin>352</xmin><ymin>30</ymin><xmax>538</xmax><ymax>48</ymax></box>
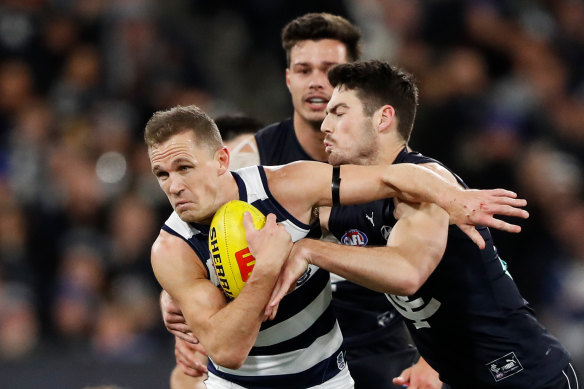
<box><xmin>162</xmin><ymin>165</ymin><xmax>347</xmax><ymax>389</ymax></box>
<box><xmin>328</xmin><ymin>148</ymin><xmax>571</xmax><ymax>388</ymax></box>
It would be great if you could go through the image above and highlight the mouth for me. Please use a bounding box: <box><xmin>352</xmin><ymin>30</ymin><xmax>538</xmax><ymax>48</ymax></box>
<box><xmin>323</xmin><ymin>140</ymin><xmax>333</xmax><ymax>153</ymax></box>
<box><xmin>305</xmin><ymin>95</ymin><xmax>329</xmax><ymax>109</ymax></box>
<box><xmin>174</xmin><ymin>200</ymin><xmax>191</xmax><ymax>211</ymax></box>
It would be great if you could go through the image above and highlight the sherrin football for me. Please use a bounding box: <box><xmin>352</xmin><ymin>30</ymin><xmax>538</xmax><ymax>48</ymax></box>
<box><xmin>209</xmin><ymin>200</ymin><xmax>266</xmax><ymax>299</ymax></box>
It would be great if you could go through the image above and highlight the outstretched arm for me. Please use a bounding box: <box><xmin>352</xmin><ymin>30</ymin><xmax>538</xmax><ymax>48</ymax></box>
<box><xmin>152</xmin><ymin>213</ymin><xmax>292</xmax><ymax>369</ymax></box>
<box><xmin>269</xmin><ymin>161</ymin><xmax>528</xmax><ymax>249</ymax></box>
<box><xmin>335</xmin><ymin>163</ymin><xmax>528</xmax><ymax>247</ymax></box>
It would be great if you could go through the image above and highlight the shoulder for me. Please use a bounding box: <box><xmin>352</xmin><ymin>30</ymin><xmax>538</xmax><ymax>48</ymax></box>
<box><xmin>402</xmin><ymin>149</ymin><xmax>462</xmax><ymax>187</ymax></box>
<box><xmin>151</xmin><ymin>230</ymin><xmax>207</xmax><ymax>279</ymax></box>
<box><xmin>151</xmin><ymin>229</ymin><xmax>181</xmax><ymax>259</ymax></box>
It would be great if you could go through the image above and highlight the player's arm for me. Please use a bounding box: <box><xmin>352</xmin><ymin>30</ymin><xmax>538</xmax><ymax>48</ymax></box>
<box><xmin>159</xmin><ymin>290</ymin><xmax>209</xmax><ymax>380</ymax></box>
<box><xmin>152</xmin><ymin>213</ymin><xmax>291</xmax><ymax>369</ymax></box>
<box><xmin>266</xmin><ymin>199</ymin><xmax>448</xmax><ymax>317</ymax></box>
<box><xmin>296</xmin><ymin>201</ymin><xmax>447</xmax><ymax>292</ymax></box>
<box><xmin>269</xmin><ymin>161</ymin><xmax>528</xmax><ymax>248</ymax></box>
<box><xmin>160</xmin><ymin>289</ymin><xmax>198</xmax><ymax>343</ymax></box>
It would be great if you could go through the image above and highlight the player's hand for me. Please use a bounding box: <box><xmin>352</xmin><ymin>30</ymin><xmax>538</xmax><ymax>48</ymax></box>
<box><xmin>160</xmin><ymin>289</ymin><xmax>198</xmax><ymax>344</ymax></box>
<box><xmin>174</xmin><ymin>336</ymin><xmax>208</xmax><ymax>377</ymax></box>
<box><xmin>445</xmin><ymin>188</ymin><xmax>529</xmax><ymax>249</ymax></box>
<box><xmin>265</xmin><ymin>240</ymin><xmax>311</xmax><ymax>319</ymax></box>
<box><xmin>393</xmin><ymin>356</ymin><xmax>442</xmax><ymax>389</ymax></box>
<box><xmin>244</xmin><ymin>212</ymin><xmax>292</xmax><ymax>271</ymax></box>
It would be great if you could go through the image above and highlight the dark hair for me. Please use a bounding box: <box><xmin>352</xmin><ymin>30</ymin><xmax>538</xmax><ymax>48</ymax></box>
<box><xmin>328</xmin><ymin>60</ymin><xmax>419</xmax><ymax>143</ymax></box>
<box><xmin>213</xmin><ymin>114</ymin><xmax>264</xmax><ymax>142</ymax></box>
<box><xmin>144</xmin><ymin>105</ymin><xmax>222</xmax><ymax>152</ymax></box>
<box><xmin>281</xmin><ymin>13</ymin><xmax>361</xmax><ymax>67</ymax></box>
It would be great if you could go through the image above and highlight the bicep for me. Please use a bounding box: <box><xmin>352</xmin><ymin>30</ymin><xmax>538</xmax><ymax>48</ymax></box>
<box><xmin>273</xmin><ymin>162</ymin><xmax>389</xmax><ymax>208</ymax></box>
<box><xmin>151</xmin><ymin>232</ymin><xmax>227</xmax><ymax>339</ymax></box>
<box><xmin>387</xmin><ymin>202</ymin><xmax>449</xmax><ymax>282</ymax></box>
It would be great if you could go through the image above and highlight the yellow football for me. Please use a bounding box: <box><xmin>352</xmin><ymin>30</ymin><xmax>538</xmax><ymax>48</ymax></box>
<box><xmin>209</xmin><ymin>200</ymin><xmax>266</xmax><ymax>299</ymax></box>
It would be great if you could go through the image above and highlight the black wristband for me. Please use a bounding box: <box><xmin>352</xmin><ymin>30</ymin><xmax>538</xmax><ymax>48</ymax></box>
<box><xmin>331</xmin><ymin>166</ymin><xmax>341</xmax><ymax>206</ymax></box>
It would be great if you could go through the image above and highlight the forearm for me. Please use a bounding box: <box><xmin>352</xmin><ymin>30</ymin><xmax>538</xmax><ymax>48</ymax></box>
<box><xmin>297</xmin><ymin>239</ymin><xmax>417</xmax><ymax>295</ymax></box>
<box><xmin>299</xmin><ymin>203</ymin><xmax>448</xmax><ymax>296</ymax></box>
<box><xmin>382</xmin><ymin>163</ymin><xmax>458</xmax><ymax>208</ymax></box>
<box><xmin>190</xmin><ymin>266</ymin><xmax>280</xmax><ymax>368</ymax></box>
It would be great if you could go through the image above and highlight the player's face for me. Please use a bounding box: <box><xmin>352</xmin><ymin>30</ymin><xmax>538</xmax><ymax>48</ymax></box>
<box><xmin>322</xmin><ymin>87</ymin><xmax>378</xmax><ymax>166</ymax></box>
<box><xmin>286</xmin><ymin>39</ymin><xmax>349</xmax><ymax>127</ymax></box>
<box><xmin>149</xmin><ymin>131</ymin><xmax>223</xmax><ymax>224</ymax></box>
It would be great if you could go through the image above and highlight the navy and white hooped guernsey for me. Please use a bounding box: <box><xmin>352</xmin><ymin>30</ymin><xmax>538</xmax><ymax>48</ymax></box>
<box><xmin>162</xmin><ymin>165</ymin><xmax>348</xmax><ymax>389</ymax></box>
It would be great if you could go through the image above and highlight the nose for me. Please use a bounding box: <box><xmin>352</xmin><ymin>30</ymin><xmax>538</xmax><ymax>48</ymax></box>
<box><xmin>321</xmin><ymin>113</ymin><xmax>333</xmax><ymax>134</ymax></box>
<box><xmin>309</xmin><ymin>70</ymin><xmax>328</xmax><ymax>90</ymax></box>
<box><xmin>168</xmin><ymin>174</ymin><xmax>184</xmax><ymax>195</ymax></box>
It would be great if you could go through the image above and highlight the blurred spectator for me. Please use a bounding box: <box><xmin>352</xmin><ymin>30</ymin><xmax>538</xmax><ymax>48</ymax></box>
<box><xmin>0</xmin><ymin>283</ymin><xmax>39</xmax><ymax>360</ymax></box>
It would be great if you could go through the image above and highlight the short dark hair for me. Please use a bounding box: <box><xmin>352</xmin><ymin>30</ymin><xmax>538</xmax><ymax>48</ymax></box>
<box><xmin>214</xmin><ymin>114</ymin><xmax>264</xmax><ymax>142</ymax></box>
<box><xmin>328</xmin><ymin>60</ymin><xmax>419</xmax><ymax>143</ymax></box>
<box><xmin>281</xmin><ymin>13</ymin><xmax>361</xmax><ymax>67</ymax></box>
<box><xmin>144</xmin><ymin>105</ymin><xmax>222</xmax><ymax>152</ymax></box>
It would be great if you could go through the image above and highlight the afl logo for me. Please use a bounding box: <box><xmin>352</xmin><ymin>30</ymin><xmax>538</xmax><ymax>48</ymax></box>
<box><xmin>341</xmin><ymin>229</ymin><xmax>368</xmax><ymax>246</ymax></box>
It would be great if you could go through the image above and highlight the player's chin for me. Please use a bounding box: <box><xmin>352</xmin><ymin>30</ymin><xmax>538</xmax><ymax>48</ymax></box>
<box><xmin>176</xmin><ymin>209</ymin><xmax>204</xmax><ymax>223</ymax></box>
<box><xmin>303</xmin><ymin>110</ymin><xmax>326</xmax><ymax>124</ymax></box>
<box><xmin>328</xmin><ymin>153</ymin><xmax>347</xmax><ymax>167</ymax></box>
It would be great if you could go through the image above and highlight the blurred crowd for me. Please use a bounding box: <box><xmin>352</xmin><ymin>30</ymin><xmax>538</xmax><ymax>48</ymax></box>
<box><xmin>0</xmin><ymin>0</ymin><xmax>583</xmax><ymax>385</ymax></box>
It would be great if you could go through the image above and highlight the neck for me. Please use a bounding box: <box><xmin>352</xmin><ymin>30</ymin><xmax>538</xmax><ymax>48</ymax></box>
<box><xmin>292</xmin><ymin>111</ymin><xmax>329</xmax><ymax>162</ymax></box>
<box><xmin>374</xmin><ymin>142</ymin><xmax>408</xmax><ymax>165</ymax></box>
<box><xmin>207</xmin><ymin>172</ymin><xmax>240</xmax><ymax>222</ymax></box>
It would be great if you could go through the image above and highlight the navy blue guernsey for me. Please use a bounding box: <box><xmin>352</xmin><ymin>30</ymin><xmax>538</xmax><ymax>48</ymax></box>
<box><xmin>256</xmin><ymin>120</ymin><xmax>406</xmax><ymax>349</ymax></box>
<box><xmin>328</xmin><ymin>148</ymin><xmax>571</xmax><ymax>388</ymax></box>
<box><xmin>255</xmin><ymin>118</ymin><xmax>320</xmax><ymax>164</ymax></box>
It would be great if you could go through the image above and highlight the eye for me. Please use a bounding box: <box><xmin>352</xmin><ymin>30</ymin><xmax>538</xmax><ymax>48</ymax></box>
<box><xmin>155</xmin><ymin>171</ymin><xmax>168</xmax><ymax>181</ymax></box>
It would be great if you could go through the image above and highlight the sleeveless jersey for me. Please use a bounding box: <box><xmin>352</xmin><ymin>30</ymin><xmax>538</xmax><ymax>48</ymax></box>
<box><xmin>162</xmin><ymin>166</ymin><xmax>347</xmax><ymax>389</ymax></box>
<box><xmin>328</xmin><ymin>148</ymin><xmax>571</xmax><ymax>388</ymax></box>
<box><xmin>255</xmin><ymin>120</ymin><xmax>405</xmax><ymax>347</ymax></box>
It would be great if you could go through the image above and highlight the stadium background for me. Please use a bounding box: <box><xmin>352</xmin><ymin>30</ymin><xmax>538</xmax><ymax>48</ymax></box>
<box><xmin>0</xmin><ymin>0</ymin><xmax>583</xmax><ymax>387</ymax></box>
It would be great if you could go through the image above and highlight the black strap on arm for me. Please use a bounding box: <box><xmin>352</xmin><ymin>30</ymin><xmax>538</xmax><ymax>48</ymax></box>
<box><xmin>331</xmin><ymin>165</ymin><xmax>341</xmax><ymax>206</ymax></box>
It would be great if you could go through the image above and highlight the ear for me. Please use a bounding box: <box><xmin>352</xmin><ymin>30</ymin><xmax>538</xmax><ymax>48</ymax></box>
<box><xmin>285</xmin><ymin>68</ymin><xmax>291</xmax><ymax>91</ymax></box>
<box><xmin>215</xmin><ymin>146</ymin><xmax>231</xmax><ymax>175</ymax></box>
<box><xmin>375</xmin><ymin>105</ymin><xmax>396</xmax><ymax>134</ymax></box>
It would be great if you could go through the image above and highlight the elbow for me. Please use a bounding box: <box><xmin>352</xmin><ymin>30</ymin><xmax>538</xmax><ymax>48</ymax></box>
<box><xmin>385</xmin><ymin>260</ymin><xmax>426</xmax><ymax>296</ymax></box>
<box><xmin>393</xmin><ymin>275</ymin><xmax>423</xmax><ymax>297</ymax></box>
<box><xmin>210</xmin><ymin>346</ymin><xmax>249</xmax><ymax>370</ymax></box>
<box><xmin>393</xmin><ymin>250</ymin><xmax>443</xmax><ymax>296</ymax></box>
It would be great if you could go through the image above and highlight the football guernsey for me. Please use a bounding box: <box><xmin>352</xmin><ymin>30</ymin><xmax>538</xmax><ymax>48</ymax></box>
<box><xmin>328</xmin><ymin>148</ymin><xmax>573</xmax><ymax>388</ymax></box>
<box><xmin>162</xmin><ymin>165</ymin><xmax>349</xmax><ymax>388</ymax></box>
